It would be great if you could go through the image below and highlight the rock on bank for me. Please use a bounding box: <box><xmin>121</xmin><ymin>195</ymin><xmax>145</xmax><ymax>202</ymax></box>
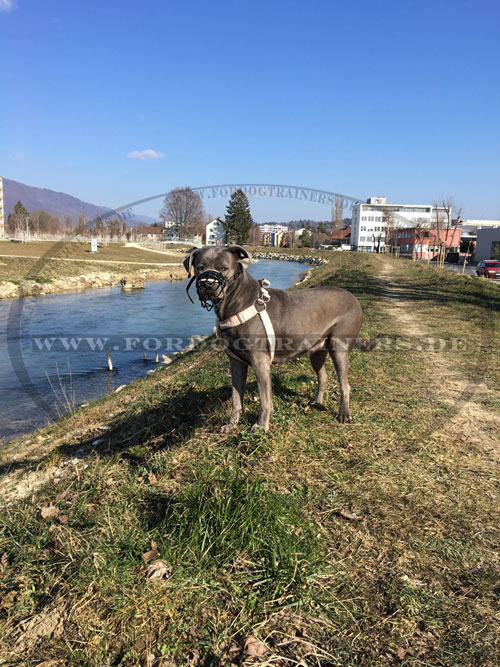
<box><xmin>0</xmin><ymin>266</ymin><xmax>185</xmax><ymax>299</ymax></box>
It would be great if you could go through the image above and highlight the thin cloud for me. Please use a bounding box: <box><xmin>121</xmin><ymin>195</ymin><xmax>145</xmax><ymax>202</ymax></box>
<box><xmin>127</xmin><ymin>149</ymin><xmax>164</xmax><ymax>160</ymax></box>
<box><xmin>0</xmin><ymin>0</ymin><xmax>14</xmax><ymax>12</ymax></box>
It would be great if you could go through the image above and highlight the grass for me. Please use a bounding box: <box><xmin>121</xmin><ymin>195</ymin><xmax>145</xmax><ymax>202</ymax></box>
<box><xmin>0</xmin><ymin>253</ymin><xmax>499</xmax><ymax>665</ymax></box>
<box><xmin>0</xmin><ymin>241</ymin><xmax>183</xmax><ymax>285</ymax></box>
<box><xmin>0</xmin><ymin>255</ymin><xmax>179</xmax><ymax>284</ymax></box>
<box><xmin>0</xmin><ymin>240</ymin><xmax>182</xmax><ymax>264</ymax></box>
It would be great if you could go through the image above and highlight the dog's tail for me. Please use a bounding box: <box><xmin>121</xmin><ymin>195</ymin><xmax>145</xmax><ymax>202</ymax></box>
<box><xmin>355</xmin><ymin>333</ymin><xmax>384</xmax><ymax>351</ymax></box>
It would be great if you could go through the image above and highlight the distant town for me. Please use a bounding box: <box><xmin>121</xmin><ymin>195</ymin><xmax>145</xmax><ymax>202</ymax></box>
<box><xmin>1</xmin><ymin>177</ymin><xmax>499</xmax><ymax>263</ymax></box>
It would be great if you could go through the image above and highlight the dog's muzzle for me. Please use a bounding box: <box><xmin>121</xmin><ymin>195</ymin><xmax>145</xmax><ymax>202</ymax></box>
<box><xmin>186</xmin><ymin>270</ymin><xmax>227</xmax><ymax>310</ymax></box>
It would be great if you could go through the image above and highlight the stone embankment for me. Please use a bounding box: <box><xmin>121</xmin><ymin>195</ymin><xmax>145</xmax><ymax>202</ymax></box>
<box><xmin>0</xmin><ymin>267</ymin><xmax>185</xmax><ymax>300</ymax></box>
<box><xmin>252</xmin><ymin>251</ymin><xmax>328</xmax><ymax>266</ymax></box>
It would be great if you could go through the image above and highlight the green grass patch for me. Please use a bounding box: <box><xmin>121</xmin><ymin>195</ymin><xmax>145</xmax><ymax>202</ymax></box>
<box><xmin>0</xmin><ymin>252</ymin><xmax>499</xmax><ymax>664</ymax></box>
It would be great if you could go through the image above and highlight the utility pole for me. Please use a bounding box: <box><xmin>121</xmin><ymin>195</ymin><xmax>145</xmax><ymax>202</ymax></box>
<box><xmin>0</xmin><ymin>177</ymin><xmax>5</xmax><ymax>239</ymax></box>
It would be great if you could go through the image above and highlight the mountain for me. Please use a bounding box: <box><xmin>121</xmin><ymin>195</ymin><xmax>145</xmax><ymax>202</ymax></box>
<box><xmin>2</xmin><ymin>178</ymin><xmax>157</xmax><ymax>226</ymax></box>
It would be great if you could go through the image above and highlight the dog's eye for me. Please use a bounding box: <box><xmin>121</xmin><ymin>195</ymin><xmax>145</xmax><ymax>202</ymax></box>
<box><xmin>220</xmin><ymin>267</ymin><xmax>228</xmax><ymax>272</ymax></box>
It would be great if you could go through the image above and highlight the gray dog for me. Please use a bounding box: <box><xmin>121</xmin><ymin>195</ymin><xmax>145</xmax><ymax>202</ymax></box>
<box><xmin>184</xmin><ymin>244</ymin><xmax>382</xmax><ymax>432</ymax></box>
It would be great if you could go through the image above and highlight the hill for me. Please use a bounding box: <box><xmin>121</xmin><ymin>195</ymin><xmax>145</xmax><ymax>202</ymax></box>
<box><xmin>2</xmin><ymin>177</ymin><xmax>157</xmax><ymax>226</ymax></box>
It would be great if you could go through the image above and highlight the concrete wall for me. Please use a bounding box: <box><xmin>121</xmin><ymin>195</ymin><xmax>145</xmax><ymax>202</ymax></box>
<box><xmin>476</xmin><ymin>227</ymin><xmax>500</xmax><ymax>261</ymax></box>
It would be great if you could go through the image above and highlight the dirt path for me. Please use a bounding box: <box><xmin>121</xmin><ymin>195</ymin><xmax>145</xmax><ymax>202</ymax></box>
<box><xmin>124</xmin><ymin>242</ymin><xmax>186</xmax><ymax>257</ymax></box>
<box><xmin>377</xmin><ymin>259</ymin><xmax>500</xmax><ymax>462</ymax></box>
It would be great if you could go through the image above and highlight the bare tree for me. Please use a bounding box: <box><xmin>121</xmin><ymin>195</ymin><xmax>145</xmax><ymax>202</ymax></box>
<box><xmin>413</xmin><ymin>219</ymin><xmax>431</xmax><ymax>260</ymax></box>
<box><xmin>431</xmin><ymin>198</ymin><xmax>459</xmax><ymax>264</ymax></box>
<box><xmin>333</xmin><ymin>195</ymin><xmax>344</xmax><ymax>233</ymax></box>
<box><xmin>106</xmin><ymin>217</ymin><xmax>121</xmax><ymax>240</ymax></box>
<box><xmin>372</xmin><ymin>232</ymin><xmax>384</xmax><ymax>253</ymax></box>
<box><xmin>383</xmin><ymin>206</ymin><xmax>396</xmax><ymax>252</ymax></box>
<box><xmin>30</xmin><ymin>210</ymin><xmax>41</xmax><ymax>237</ymax></box>
<box><xmin>64</xmin><ymin>213</ymin><xmax>74</xmax><ymax>235</ymax></box>
<box><xmin>250</xmin><ymin>224</ymin><xmax>261</xmax><ymax>246</ymax></box>
<box><xmin>160</xmin><ymin>187</ymin><xmax>205</xmax><ymax>238</ymax></box>
<box><xmin>75</xmin><ymin>213</ymin><xmax>87</xmax><ymax>237</ymax></box>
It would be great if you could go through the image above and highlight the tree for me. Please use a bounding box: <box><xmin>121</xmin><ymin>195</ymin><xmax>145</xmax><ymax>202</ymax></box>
<box><xmin>333</xmin><ymin>195</ymin><xmax>344</xmax><ymax>233</ymax></box>
<box><xmin>224</xmin><ymin>189</ymin><xmax>253</xmax><ymax>244</ymax></box>
<box><xmin>383</xmin><ymin>206</ymin><xmax>396</xmax><ymax>250</ymax></box>
<box><xmin>432</xmin><ymin>198</ymin><xmax>458</xmax><ymax>265</ymax></box>
<box><xmin>28</xmin><ymin>209</ymin><xmax>61</xmax><ymax>235</ymax></box>
<box><xmin>93</xmin><ymin>216</ymin><xmax>104</xmax><ymax>238</ymax></box>
<box><xmin>160</xmin><ymin>187</ymin><xmax>205</xmax><ymax>238</ymax></box>
<box><xmin>372</xmin><ymin>232</ymin><xmax>384</xmax><ymax>254</ymax></box>
<box><xmin>7</xmin><ymin>201</ymin><xmax>29</xmax><ymax>237</ymax></box>
<box><xmin>75</xmin><ymin>213</ymin><xmax>87</xmax><ymax>237</ymax></box>
<box><xmin>64</xmin><ymin>213</ymin><xmax>74</xmax><ymax>235</ymax></box>
<box><xmin>249</xmin><ymin>224</ymin><xmax>261</xmax><ymax>246</ymax></box>
<box><xmin>413</xmin><ymin>219</ymin><xmax>430</xmax><ymax>260</ymax></box>
<box><xmin>300</xmin><ymin>229</ymin><xmax>312</xmax><ymax>247</ymax></box>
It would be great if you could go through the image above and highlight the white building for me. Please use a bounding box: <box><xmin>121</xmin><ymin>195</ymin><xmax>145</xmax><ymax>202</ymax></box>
<box><xmin>259</xmin><ymin>223</ymin><xmax>289</xmax><ymax>246</ymax></box>
<box><xmin>206</xmin><ymin>219</ymin><xmax>226</xmax><ymax>246</ymax></box>
<box><xmin>351</xmin><ymin>196</ymin><xmax>450</xmax><ymax>252</ymax></box>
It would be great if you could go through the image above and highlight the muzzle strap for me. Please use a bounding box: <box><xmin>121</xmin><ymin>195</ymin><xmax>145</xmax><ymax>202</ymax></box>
<box><xmin>185</xmin><ymin>275</ymin><xmax>196</xmax><ymax>304</ymax></box>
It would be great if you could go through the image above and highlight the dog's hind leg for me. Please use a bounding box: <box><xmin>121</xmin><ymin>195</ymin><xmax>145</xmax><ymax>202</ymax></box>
<box><xmin>329</xmin><ymin>348</ymin><xmax>352</xmax><ymax>423</ymax></box>
<box><xmin>309</xmin><ymin>350</ymin><xmax>328</xmax><ymax>410</ymax></box>
<box><xmin>221</xmin><ymin>357</ymin><xmax>248</xmax><ymax>432</ymax></box>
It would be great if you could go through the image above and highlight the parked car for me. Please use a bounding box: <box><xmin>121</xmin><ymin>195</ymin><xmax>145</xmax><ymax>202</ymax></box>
<box><xmin>476</xmin><ymin>260</ymin><xmax>500</xmax><ymax>279</ymax></box>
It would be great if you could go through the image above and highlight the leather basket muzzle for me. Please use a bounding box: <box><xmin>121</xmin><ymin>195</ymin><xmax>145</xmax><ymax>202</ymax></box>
<box><xmin>185</xmin><ymin>269</ymin><xmax>227</xmax><ymax>310</ymax></box>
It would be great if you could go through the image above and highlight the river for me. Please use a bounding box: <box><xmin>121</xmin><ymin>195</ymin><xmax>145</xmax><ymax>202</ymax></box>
<box><xmin>0</xmin><ymin>260</ymin><xmax>308</xmax><ymax>443</ymax></box>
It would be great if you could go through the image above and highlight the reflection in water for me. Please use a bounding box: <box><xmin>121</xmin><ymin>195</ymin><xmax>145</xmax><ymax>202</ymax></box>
<box><xmin>0</xmin><ymin>260</ymin><xmax>308</xmax><ymax>443</ymax></box>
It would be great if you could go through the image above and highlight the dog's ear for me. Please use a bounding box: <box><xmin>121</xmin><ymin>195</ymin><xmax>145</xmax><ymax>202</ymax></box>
<box><xmin>183</xmin><ymin>247</ymin><xmax>201</xmax><ymax>277</ymax></box>
<box><xmin>226</xmin><ymin>245</ymin><xmax>253</xmax><ymax>262</ymax></box>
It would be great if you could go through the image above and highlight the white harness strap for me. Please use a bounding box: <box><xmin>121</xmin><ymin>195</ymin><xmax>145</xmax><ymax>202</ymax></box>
<box><xmin>217</xmin><ymin>279</ymin><xmax>276</xmax><ymax>362</ymax></box>
<box><xmin>258</xmin><ymin>309</ymin><xmax>276</xmax><ymax>362</ymax></box>
<box><xmin>218</xmin><ymin>303</ymin><xmax>259</xmax><ymax>329</ymax></box>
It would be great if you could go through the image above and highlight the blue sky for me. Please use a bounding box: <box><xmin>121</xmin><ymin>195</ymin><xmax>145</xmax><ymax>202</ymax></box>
<box><xmin>1</xmin><ymin>0</ymin><xmax>499</xmax><ymax>222</ymax></box>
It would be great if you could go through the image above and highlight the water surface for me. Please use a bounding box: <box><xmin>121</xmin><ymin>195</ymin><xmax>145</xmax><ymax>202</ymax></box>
<box><xmin>0</xmin><ymin>260</ymin><xmax>308</xmax><ymax>442</ymax></box>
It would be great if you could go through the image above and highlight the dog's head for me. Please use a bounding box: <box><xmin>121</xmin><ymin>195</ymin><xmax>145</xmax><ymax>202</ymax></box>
<box><xmin>183</xmin><ymin>245</ymin><xmax>252</xmax><ymax>309</ymax></box>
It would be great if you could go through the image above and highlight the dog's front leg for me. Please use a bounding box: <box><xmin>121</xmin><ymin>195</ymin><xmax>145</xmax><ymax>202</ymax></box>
<box><xmin>251</xmin><ymin>356</ymin><xmax>273</xmax><ymax>432</ymax></box>
<box><xmin>220</xmin><ymin>356</ymin><xmax>248</xmax><ymax>433</ymax></box>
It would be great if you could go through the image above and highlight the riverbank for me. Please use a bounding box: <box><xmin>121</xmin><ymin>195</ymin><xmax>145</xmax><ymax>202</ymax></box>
<box><xmin>0</xmin><ymin>245</ymin><xmax>326</xmax><ymax>299</ymax></box>
<box><xmin>1</xmin><ymin>253</ymin><xmax>499</xmax><ymax>664</ymax></box>
<box><xmin>252</xmin><ymin>249</ymin><xmax>328</xmax><ymax>265</ymax></box>
<box><xmin>0</xmin><ymin>265</ymin><xmax>185</xmax><ymax>299</ymax></box>
<box><xmin>0</xmin><ymin>240</ymin><xmax>186</xmax><ymax>299</ymax></box>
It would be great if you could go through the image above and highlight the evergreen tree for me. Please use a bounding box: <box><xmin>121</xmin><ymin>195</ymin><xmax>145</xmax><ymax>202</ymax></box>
<box><xmin>300</xmin><ymin>229</ymin><xmax>312</xmax><ymax>247</ymax></box>
<box><xmin>14</xmin><ymin>201</ymin><xmax>29</xmax><ymax>217</ymax></box>
<box><xmin>224</xmin><ymin>189</ymin><xmax>253</xmax><ymax>244</ymax></box>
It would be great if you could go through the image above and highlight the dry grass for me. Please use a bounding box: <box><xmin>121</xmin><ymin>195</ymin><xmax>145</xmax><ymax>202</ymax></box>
<box><xmin>0</xmin><ymin>241</ymin><xmax>183</xmax><ymax>286</ymax></box>
<box><xmin>0</xmin><ymin>253</ymin><xmax>499</xmax><ymax>665</ymax></box>
<box><xmin>0</xmin><ymin>255</ymin><xmax>182</xmax><ymax>284</ymax></box>
<box><xmin>0</xmin><ymin>241</ymin><xmax>183</xmax><ymax>264</ymax></box>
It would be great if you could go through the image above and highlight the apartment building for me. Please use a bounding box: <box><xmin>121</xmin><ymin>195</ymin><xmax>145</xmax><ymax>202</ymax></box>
<box><xmin>351</xmin><ymin>196</ymin><xmax>449</xmax><ymax>252</ymax></box>
<box><xmin>259</xmin><ymin>223</ymin><xmax>289</xmax><ymax>246</ymax></box>
<box><xmin>389</xmin><ymin>227</ymin><xmax>461</xmax><ymax>259</ymax></box>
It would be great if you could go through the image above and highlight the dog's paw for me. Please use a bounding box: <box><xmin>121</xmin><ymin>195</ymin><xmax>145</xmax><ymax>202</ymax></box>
<box><xmin>336</xmin><ymin>411</ymin><xmax>352</xmax><ymax>424</ymax></box>
<box><xmin>309</xmin><ymin>400</ymin><xmax>327</xmax><ymax>411</ymax></box>
<box><xmin>251</xmin><ymin>422</ymin><xmax>269</xmax><ymax>433</ymax></box>
<box><xmin>220</xmin><ymin>422</ymin><xmax>237</xmax><ymax>433</ymax></box>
